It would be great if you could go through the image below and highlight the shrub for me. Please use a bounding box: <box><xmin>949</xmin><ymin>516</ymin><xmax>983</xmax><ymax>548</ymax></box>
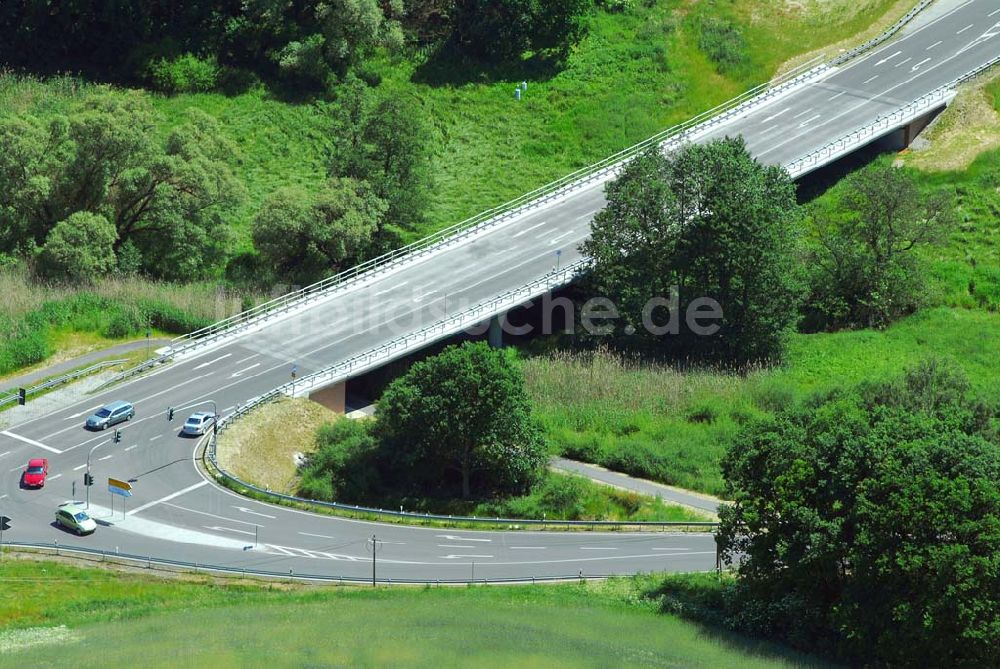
<box><xmin>149</xmin><ymin>53</ymin><xmax>219</xmax><ymax>94</ymax></box>
<box><xmin>696</xmin><ymin>17</ymin><xmax>748</xmax><ymax>76</ymax></box>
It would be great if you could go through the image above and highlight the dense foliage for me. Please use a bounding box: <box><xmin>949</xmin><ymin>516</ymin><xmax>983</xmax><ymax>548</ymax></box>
<box><xmin>716</xmin><ymin>361</ymin><xmax>1000</xmax><ymax>666</ymax></box>
<box><xmin>582</xmin><ymin>138</ymin><xmax>802</xmax><ymax>364</ymax></box>
<box><xmin>804</xmin><ymin>163</ymin><xmax>955</xmax><ymax>330</ymax></box>
<box><xmin>0</xmin><ymin>92</ymin><xmax>244</xmax><ymax>281</ymax></box>
<box><xmin>299</xmin><ymin>343</ymin><xmax>547</xmax><ymax>502</ymax></box>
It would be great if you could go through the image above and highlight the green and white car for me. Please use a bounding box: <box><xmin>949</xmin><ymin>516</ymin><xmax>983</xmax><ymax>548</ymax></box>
<box><xmin>55</xmin><ymin>503</ymin><xmax>97</xmax><ymax>535</ymax></box>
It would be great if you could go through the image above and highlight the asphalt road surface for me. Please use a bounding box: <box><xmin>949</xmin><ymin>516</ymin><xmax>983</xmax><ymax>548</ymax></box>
<box><xmin>1</xmin><ymin>0</ymin><xmax>997</xmax><ymax>581</ymax></box>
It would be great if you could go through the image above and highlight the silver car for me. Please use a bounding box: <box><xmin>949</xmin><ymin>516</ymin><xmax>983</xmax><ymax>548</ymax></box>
<box><xmin>86</xmin><ymin>400</ymin><xmax>134</xmax><ymax>430</ymax></box>
<box><xmin>181</xmin><ymin>411</ymin><xmax>216</xmax><ymax>436</ymax></box>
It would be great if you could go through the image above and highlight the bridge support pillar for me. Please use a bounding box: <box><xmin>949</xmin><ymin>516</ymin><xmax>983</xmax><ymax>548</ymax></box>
<box><xmin>488</xmin><ymin>315</ymin><xmax>503</xmax><ymax>349</ymax></box>
<box><xmin>309</xmin><ymin>382</ymin><xmax>346</xmax><ymax>414</ymax></box>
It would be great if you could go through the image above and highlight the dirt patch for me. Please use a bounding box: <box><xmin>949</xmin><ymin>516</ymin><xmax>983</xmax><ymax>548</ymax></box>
<box><xmin>216</xmin><ymin>397</ymin><xmax>339</xmax><ymax>494</ymax></box>
<box><xmin>903</xmin><ymin>72</ymin><xmax>1000</xmax><ymax>172</ymax></box>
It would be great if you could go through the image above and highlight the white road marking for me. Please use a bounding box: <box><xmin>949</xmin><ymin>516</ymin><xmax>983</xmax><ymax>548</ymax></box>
<box><xmin>827</xmin><ymin>91</ymin><xmax>845</xmax><ymax>101</ymax></box>
<box><xmin>509</xmin><ymin>546</ymin><xmax>546</xmax><ymax>550</ymax></box>
<box><xmin>798</xmin><ymin>114</ymin><xmax>822</xmax><ymax>127</ymax></box>
<box><xmin>223</xmin><ymin>406</ymin><xmax>235</xmax><ymax>413</ymax></box>
<box><xmin>652</xmin><ymin>547</ymin><xmax>692</xmax><ymax>551</ymax></box>
<box><xmin>925</xmin><ymin>40</ymin><xmax>943</xmax><ymax>50</ymax></box>
<box><xmin>895</xmin><ymin>57</ymin><xmax>913</xmax><ymax>67</ymax></box>
<box><xmin>124</xmin><ymin>445</ymin><xmax>138</xmax><ymax>452</ymax></box>
<box><xmin>204</xmin><ymin>525</ymin><xmax>256</xmax><ymax>537</ymax></box>
<box><xmin>299</xmin><ymin>532</ymin><xmax>335</xmax><ymax>539</ymax></box>
<box><xmin>162</xmin><ymin>502</ymin><xmax>260</xmax><ymax>526</ymax></box>
<box><xmin>0</xmin><ymin>451</ymin><xmax>9</xmax><ymax>459</ymax></box>
<box><xmin>375</xmin><ymin>280</ymin><xmax>408</xmax><ymax>296</ymax></box>
<box><xmin>47</xmin><ymin>474</ymin><xmax>62</xmax><ymax>481</ymax></box>
<box><xmin>8</xmin><ymin>466</ymin><xmax>21</xmax><ymax>472</ymax></box>
<box><xmin>67</xmin><ymin>405</ymin><xmax>102</xmax><ymax>420</ymax></box>
<box><xmin>233</xmin><ymin>354</ymin><xmax>260</xmax><ymax>364</ymax></box>
<box><xmin>760</xmin><ymin>107</ymin><xmax>790</xmax><ymax>123</ymax></box>
<box><xmin>98</xmin><ymin>455</ymin><xmax>112</xmax><ymax>461</ymax></box>
<box><xmin>127</xmin><ymin>480</ymin><xmax>208</xmax><ymax>516</ymax></box>
<box><xmin>73</xmin><ymin>464</ymin><xmax>86</xmax><ymax>471</ymax></box>
<box><xmin>149</xmin><ymin>435</ymin><xmax>163</xmax><ymax>442</ymax></box>
<box><xmin>194</xmin><ymin>353</ymin><xmax>232</xmax><ymax>370</ymax></box>
<box><xmin>862</xmin><ymin>75</ymin><xmax>879</xmax><ymax>84</ymax></box>
<box><xmin>792</xmin><ymin>107</ymin><xmax>814</xmax><ymax>119</ymax></box>
<box><xmin>512</xmin><ymin>221</ymin><xmax>548</xmax><ymax>238</ymax></box>
<box><xmin>549</xmin><ymin>231</ymin><xmax>573</xmax><ymax>245</ymax></box>
<box><xmin>956</xmin><ymin>24</ymin><xmax>974</xmax><ymax>35</ymax></box>
<box><xmin>437</xmin><ymin>534</ymin><xmax>491</xmax><ymax>542</ymax></box>
<box><xmin>232</xmin><ymin>505</ymin><xmax>276</xmax><ymax>519</ymax></box>
<box><xmin>1</xmin><ymin>431</ymin><xmax>62</xmax><ymax>454</ymax></box>
<box><xmin>230</xmin><ymin>362</ymin><xmax>261</xmax><ymax>378</ymax></box>
<box><xmin>874</xmin><ymin>50</ymin><xmax>901</xmax><ymax>66</ymax></box>
<box><xmin>442</xmin><ymin>554</ymin><xmax>493</xmax><ymax>559</ymax></box>
<box><xmin>911</xmin><ymin>57</ymin><xmax>931</xmax><ymax>71</ymax></box>
<box><xmin>0</xmin><ymin>494</ymin><xmax>7</xmax><ymax>500</ymax></box>
<box><xmin>580</xmin><ymin>547</ymin><xmax>618</xmax><ymax>551</ymax></box>
<box><xmin>991</xmin><ymin>8</ymin><xmax>1000</xmax><ymax>18</ymax></box>
<box><xmin>439</xmin><ymin>544</ymin><xmax>485</xmax><ymax>548</ymax></box>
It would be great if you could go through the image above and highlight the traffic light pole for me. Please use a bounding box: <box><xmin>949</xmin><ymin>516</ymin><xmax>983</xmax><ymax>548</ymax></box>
<box><xmin>86</xmin><ymin>434</ymin><xmax>116</xmax><ymax>510</ymax></box>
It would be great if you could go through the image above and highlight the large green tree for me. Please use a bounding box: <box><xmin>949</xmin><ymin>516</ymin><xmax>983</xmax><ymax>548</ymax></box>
<box><xmin>376</xmin><ymin>342</ymin><xmax>546</xmax><ymax>499</ymax></box>
<box><xmin>718</xmin><ymin>360</ymin><xmax>1000</xmax><ymax>666</ymax></box>
<box><xmin>449</xmin><ymin>0</ymin><xmax>591</xmax><ymax>62</ymax></box>
<box><xmin>582</xmin><ymin>138</ymin><xmax>802</xmax><ymax>364</ymax></box>
<box><xmin>329</xmin><ymin>77</ymin><xmax>433</xmax><ymax>252</ymax></box>
<box><xmin>805</xmin><ymin>162</ymin><xmax>955</xmax><ymax>330</ymax></box>
<box><xmin>251</xmin><ymin>178</ymin><xmax>386</xmax><ymax>285</ymax></box>
<box><xmin>37</xmin><ymin>212</ymin><xmax>117</xmax><ymax>283</ymax></box>
<box><xmin>0</xmin><ymin>93</ymin><xmax>243</xmax><ymax>281</ymax></box>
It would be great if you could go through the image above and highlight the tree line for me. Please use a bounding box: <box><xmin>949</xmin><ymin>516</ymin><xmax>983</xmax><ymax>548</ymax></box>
<box><xmin>0</xmin><ymin>1</ymin><xmax>593</xmax><ymax>91</ymax></box>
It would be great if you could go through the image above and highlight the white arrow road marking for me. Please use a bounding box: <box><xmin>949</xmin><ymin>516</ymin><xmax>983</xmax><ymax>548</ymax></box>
<box><xmin>798</xmin><ymin>114</ymin><xmax>822</xmax><ymax>128</ymax></box>
<box><xmin>442</xmin><ymin>554</ymin><xmax>494</xmax><ymax>559</ymax></box>
<box><xmin>549</xmin><ymin>231</ymin><xmax>573</xmax><ymax>245</ymax></box>
<box><xmin>375</xmin><ymin>280</ymin><xmax>408</xmax><ymax>296</ymax></box>
<box><xmin>1</xmin><ymin>431</ymin><xmax>63</xmax><ymax>454</ymax></box>
<box><xmin>194</xmin><ymin>353</ymin><xmax>232</xmax><ymax>370</ymax></box>
<box><xmin>437</xmin><ymin>534</ymin><xmax>492</xmax><ymax>542</ymax></box>
<box><xmin>760</xmin><ymin>107</ymin><xmax>790</xmax><ymax>123</ymax></box>
<box><xmin>874</xmin><ymin>50</ymin><xmax>901</xmax><ymax>66</ymax></box>
<box><xmin>512</xmin><ymin>220</ymin><xmax>548</xmax><ymax>238</ymax></box>
<box><xmin>205</xmin><ymin>526</ymin><xmax>256</xmax><ymax>536</ymax></box>
<box><xmin>127</xmin><ymin>480</ymin><xmax>208</xmax><ymax>516</ymax></box>
<box><xmin>67</xmin><ymin>405</ymin><xmax>102</xmax><ymax>419</ymax></box>
<box><xmin>230</xmin><ymin>363</ymin><xmax>261</xmax><ymax>378</ymax></box>
<box><xmin>911</xmin><ymin>57</ymin><xmax>931</xmax><ymax>71</ymax></box>
<box><xmin>232</xmin><ymin>506</ymin><xmax>276</xmax><ymax>519</ymax></box>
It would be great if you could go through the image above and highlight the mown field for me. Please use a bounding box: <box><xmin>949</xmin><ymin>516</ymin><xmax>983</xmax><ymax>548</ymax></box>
<box><xmin>0</xmin><ymin>559</ymin><xmax>828</xmax><ymax>668</ymax></box>
<box><xmin>525</xmin><ymin>78</ymin><xmax>1000</xmax><ymax>496</ymax></box>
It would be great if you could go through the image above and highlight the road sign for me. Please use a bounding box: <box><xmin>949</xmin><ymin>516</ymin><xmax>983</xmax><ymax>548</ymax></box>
<box><xmin>0</xmin><ymin>516</ymin><xmax>10</xmax><ymax>531</ymax></box>
<box><xmin>108</xmin><ymin>478</ymin><xmax>133</xmax><ymax>497</ymax></box>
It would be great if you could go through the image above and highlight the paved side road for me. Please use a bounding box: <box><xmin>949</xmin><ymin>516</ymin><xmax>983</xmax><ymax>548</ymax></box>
<box><xmin>550</xmin><ymin>458</ymin><xmax>724</xmax><ymax>515</ymax></box>
<box><xmin>1</xmin><ymin>339</ymin><xmax>170</xmax><ymax>390</ymax></box>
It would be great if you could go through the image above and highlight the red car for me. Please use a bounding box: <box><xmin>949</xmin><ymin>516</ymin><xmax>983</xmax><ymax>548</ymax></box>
<box><xmin>22</xmin><ymin>458</ymin><xmax>48</xmax><ymax>488</ymax></box>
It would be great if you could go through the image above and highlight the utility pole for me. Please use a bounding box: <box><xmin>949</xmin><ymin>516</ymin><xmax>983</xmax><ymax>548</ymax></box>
<box><xmin>368</xmin><ymin>534</ymin><xmax>378</xmax><ymax>588</ymax></box>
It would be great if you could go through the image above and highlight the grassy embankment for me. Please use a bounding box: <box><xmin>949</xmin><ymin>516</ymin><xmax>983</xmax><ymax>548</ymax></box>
<box><xmin>215</xmin><ymin>397</ymin><xmax>710</xmax><ymax>522</ymax></box>
<box><xmin>525</xmin><ymin>77</ymin><xmax>1000</xmax><ymax>497</ymax></box>
<box><xmin>0</xmin><ymin>558</ymin><xmax>829</xmax><ymax>668</ymax></box>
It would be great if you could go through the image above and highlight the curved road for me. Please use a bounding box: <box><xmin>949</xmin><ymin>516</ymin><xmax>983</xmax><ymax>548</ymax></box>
<box><xmin>1</xmin><ymin>0</ymin><xmax>997</xmax><ymax>581</ymax></box>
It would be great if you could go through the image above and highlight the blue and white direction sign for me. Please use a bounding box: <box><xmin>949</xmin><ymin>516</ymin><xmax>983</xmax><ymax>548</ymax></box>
<box><xmin>108</xmin><ymin>478</ymin><xmax>133</xmax><ymax>497</ymax></box>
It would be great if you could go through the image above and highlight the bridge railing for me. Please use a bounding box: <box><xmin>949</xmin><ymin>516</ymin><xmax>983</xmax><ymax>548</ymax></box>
<box><xmin>1</xmin><ymin>359</ymin><xmax>129</xmax><ymax>410</ymax></box>
<box><xmin>787</xmin><ymin>53</ymin><xmax>1000</xmax><ymax>177</ymax></box>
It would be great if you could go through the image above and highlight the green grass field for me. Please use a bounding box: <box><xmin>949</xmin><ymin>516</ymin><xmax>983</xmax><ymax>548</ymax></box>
<box><xmin>0</xmin><ymin>559</ymin><xmax>828</xmax><ymax>668</ymax></box>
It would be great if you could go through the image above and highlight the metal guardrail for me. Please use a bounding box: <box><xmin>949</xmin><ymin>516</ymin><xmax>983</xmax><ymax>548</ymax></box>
<box><xmin>2</xmin><ymin>542</ymin><xmax>718</xmax><ymax>584</ymax></box>
<box><xmin>99</xmin><ymin>0</ymin><xmax>937</xmax><ymax>392</ymax></box>
<box><xmin>828</xmin><ymin>0</ymin><xmax>935</xmax><ymax>67</ymax></box>
<box><xmin>787</xmin><ymin>53</ymin><xmax>1000</xmax><ymax>177</ymax></box>
<box><xmin>0</xmin><ymin>359</ymin><xmax>129</xmax><ymax>410</ymax></box>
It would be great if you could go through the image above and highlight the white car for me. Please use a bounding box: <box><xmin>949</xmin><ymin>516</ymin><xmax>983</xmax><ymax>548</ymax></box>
<box><xmin>181</xmin><ymin>411</ymin><xmax>216</xmax><ymax>436</ymax></box>
<box><xmin>55</xmin><ymin>503</ymin><xmax>97</xmax><ymax>535</ymax></box>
